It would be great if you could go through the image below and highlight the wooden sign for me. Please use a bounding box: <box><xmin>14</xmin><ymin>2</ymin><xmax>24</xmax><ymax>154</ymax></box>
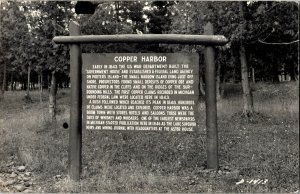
<box><xmin>54</xmin><ymin>21</ymin><xmax>222</xmax><ymax>180</ymax></box>
<box><xmin>82</xmin><ymin>53</ymin><xmax>199</xmax><ymax>132</ymax></box>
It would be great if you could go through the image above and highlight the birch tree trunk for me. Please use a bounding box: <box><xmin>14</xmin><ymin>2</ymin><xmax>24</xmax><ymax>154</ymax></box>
<box><xmin>239</xmin><ymin>1</ymin><xmax>254</xmax><ymax>117</ymax></box>
<box><xmin>240</xmin><ymin>44</ymin><xmax>254</xmax><ymax>116</ymax></box>
<box><xmin>252</xmin><ymin>67</ymin><xmax>255</xmax><ymax>83</ymax></box>
<box><xmin>49</xmin><ymin>70</ymin><xmax>57</xmax><ymax>120</ymax></box>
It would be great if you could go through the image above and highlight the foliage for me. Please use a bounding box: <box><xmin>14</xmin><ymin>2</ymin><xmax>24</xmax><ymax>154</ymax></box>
<box><xmin>0</xmin><ymin>1</ymin><xmax>31</xmax><ymax>83</ymax></box>
<box><xmin>0</xmin><ymin>1</ymin><xmax>74</xmax><ymax>92</ymax></box>
<box><xmin>168</xmin><ymin>1</ymin><xmax>298</xmax><ymax>82</ymax></box>
<box><xmin>146</xmin><ymin>1</ymin><xmax>174</xmax><ymax>34</ymax></box>
<box><xmin>0</xmin><ymin>1</ymin><xmax>298</xmax><ymax>88</ymax></box>
<box><xmin>80</xmin><ymin>2</ymin><xmax>136</xmax><ymax>53</ymax></box>
<box><xmin>23</xmin><ymin>1</ymin><xmax>73</xmax><ymax>73</ymax></box>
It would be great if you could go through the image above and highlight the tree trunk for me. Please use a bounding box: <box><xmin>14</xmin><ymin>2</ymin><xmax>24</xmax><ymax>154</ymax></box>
<box><xmin>240</xmin><ymin>44</ymin><xmax>254</xmax><ymax>116</ymax></box>
<box><xmin>185</xmin><ymin>7</ymin><xmax>188</xmax><ymax>32</ymax></box>
<box><xmin>216</xmin><ymin>62</ymin><xmax>222</xmax><ymax>100</ymax></box>
<box><xmin>0</xmin><ymin>69</ymin><xmax>2</xmax><ymax>100</ymax></box>
<box><xmin>23</xmin><ymin>81</ymin><xmax>26</xmax><ymax>90</ymax></box>
<box><xmin>26</xmin><ymin>65</ymin><xmax>31</xmax><ymax>98</ymax></box>
<box><xmin>47</xmin><ymin>74</ymin><xmax>50</xmax><ymax>90</ymax></box>
<box><xmin>297</xmin><ymin>62</ymin><xmax>299</xmax><ymax>80</ymax></box>
<box><xmin>1</xmin><ymin>62</ymin><xmax>7</xmax><ymax>95</ymax></box>
<box><xmin>252</xmin><ymin>67</ymin><xmax>255</xmax><ymax>83</ymax></box>
<box><xmin>249</xmin><ymin>53</ymin><xmax>255</xmax><ymax>84</ymax></box>
<box><xmin>199</xmin><ymin>75</ymin><xmax>205</xmax><ymax>96</ymax></box>
<box><xmin>271</xmin><ymin>55</ymin><xmax>280</xmax><ymax>83</ymax></box>
<box><xmin>115</xmin><ymin>2</ymin><xmax>120</xmax><ymax>33</ymax></box>
<box><xmin>38</xmin><ymin>74</ymin><xmax>40</xmax><ymax>89</ymax></box>
<box><xmin>4</xmin><ymin>70</ymin><xmax>8</xmax><ymax>91</ymax></box>
<box><xmin>230</xmin><ymin>46</ymin><xmax>237</xmax><ymax>83</ymax></box>
<box><xmin>10</xmin><ymin>72</ymin><xmax>14</xmax><ymax>91</ymax></box>
<box><xmin>49</xmin><ymin>70</ymin><xmax>57</xmax><ymax>120</ymax></box>
<box><xmin>40</xmin><ymin>72</ymin><xmax>43</xmax><ymax>103</ymax></box>
<box><xmin>239</xmin><ymin>2</ymin><xmax>254</xmax><ymax>117</ymax></box>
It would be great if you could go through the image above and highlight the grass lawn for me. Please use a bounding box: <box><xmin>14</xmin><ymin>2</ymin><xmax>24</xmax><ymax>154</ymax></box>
<box><xmin>0</xmin><ymin>82</ymin><xmax>298</xmax><ymax>193</ymax></box>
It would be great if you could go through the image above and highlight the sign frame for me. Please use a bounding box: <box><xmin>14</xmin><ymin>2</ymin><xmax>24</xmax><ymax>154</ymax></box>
<box><xmin>53</xmin><ymin>21</ymin><xmax>228</xmax><ymax>181</ymax></box>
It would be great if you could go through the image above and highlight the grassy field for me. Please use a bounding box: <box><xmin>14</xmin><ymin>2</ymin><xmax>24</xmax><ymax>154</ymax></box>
<box><xmin>0</xmin><ymin>82</ymin><xmax>298</xmax><ymax>193</ymax></box>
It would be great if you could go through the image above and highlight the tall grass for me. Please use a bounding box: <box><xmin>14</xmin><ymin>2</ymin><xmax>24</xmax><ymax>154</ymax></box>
<box><xmin>0</xmin><ymin>89</ymin><xmax>70</xmax><ymax>174</ymax></box>
<box><xmin>219</xmin><ymin>82</ymin><xmax>299</xmax><ymax>121</ymax></box>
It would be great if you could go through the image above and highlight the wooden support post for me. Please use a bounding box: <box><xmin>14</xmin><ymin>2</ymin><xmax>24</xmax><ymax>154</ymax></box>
<box><xmin>69</xmin><ymin>21</ymin><xmax>82</xmax><ymax>181</ymax></box>
<box><xmin>204</xmin><ymin>22</ymin><xmax>219</xmax><ymax>169</ymax></box>
<box><xmin>53</xmin><ymin>34</ymin><xmax>228</xmax><ymax>46</ymax></box>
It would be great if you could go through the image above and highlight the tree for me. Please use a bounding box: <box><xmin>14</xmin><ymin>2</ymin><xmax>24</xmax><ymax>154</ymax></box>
<box><xmin>168</xmin><ymin>1</ymin><xmax>298</xmax><ymax>116</ymax></box>
<box><xmin>80</xmin><ymin>2</ymin><xmax>134</xmax><ymax>53</ymax></box>
<box><xmin>168</xmin><ymin>1</ymin><xmax>233</xmax><ymax>99</ymax></box>
<box><xmin>22</xmin><ymin>1</ymin><xmax>73</xmax><ymax>119</ymax></box>
<box><xmin>144</xmin><ymin>1</ymin><xmax>174</xmax><ymax>52</ymax></box>
<box><xmin>0</xmin><ymin>1</ymin><xmax>31</xmax><ymax>99</ymax></box>
<box><xmin>80</xmin><ymin>1</ymin><xmax>157</xmax><ymax>53</ymax></box>
<box><xmin>237</xmin><ymin>2</ymin><xmax>254</xmax><ymax>116</ymax></box>
<box><xmin>250</xmin><ymin>2</ymin><xmax>299</xmax><ymax>81</ymax></box>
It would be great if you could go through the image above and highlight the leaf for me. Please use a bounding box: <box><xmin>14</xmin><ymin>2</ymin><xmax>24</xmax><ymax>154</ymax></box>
<box><xmin>30</xmin><ymin>55</ymin><xmax>37</xmax><ymax>60</ymax></box>
<box><xmin>5</xmin><ymin>53</ymin><xmax>12</xmax><ymax>59</ymax></box>
<box><xmin>256</xmin><ymin>4</ymin><xmax>265</xmax><ymax>15</ymax></box>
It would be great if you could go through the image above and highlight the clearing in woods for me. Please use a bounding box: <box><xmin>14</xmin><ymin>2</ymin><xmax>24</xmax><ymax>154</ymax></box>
<box><xmin>0</xmin><ymin>82</ymin><xmax>298</xmax><ymax>193</ymax></box>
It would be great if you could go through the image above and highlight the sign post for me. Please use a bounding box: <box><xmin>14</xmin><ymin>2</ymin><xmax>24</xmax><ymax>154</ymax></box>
<box><xmin>69</xmin><ymin>21</ymin><xmax>82</xmax><ymax>181</ymax></box>
<box><xmin>204</xmin><ymin>22</ymin><xmax>218</xmax><ymax>169</ymax></box>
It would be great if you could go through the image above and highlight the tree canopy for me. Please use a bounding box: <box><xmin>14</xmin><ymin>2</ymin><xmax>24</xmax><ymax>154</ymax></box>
<box><xmin>0</xmin><ymin>1</ymin><xmax>298</xmax><ymax>92</ymax></box>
